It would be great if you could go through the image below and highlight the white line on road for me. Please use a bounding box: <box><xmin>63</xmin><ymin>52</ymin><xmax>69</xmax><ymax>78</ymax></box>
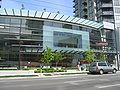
<box><xmin>98</xmin><ymin>79</ymin><xmax>109</xmax><ymax>81</ymax></box>
<box><xmin>96</xmin><ymin>84</ymin><xmax>120</xmax><ymax>88</ymax></box>
<box><xmin>64</xmin><ymin>79</ymin><xmax>95</xmax><ymax>85</ymax></box>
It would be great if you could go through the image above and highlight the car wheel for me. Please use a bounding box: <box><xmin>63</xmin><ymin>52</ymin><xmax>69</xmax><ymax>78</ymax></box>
<box><xmin>99</xmin><ymin>69</ymin><xmax>103</xmax><ymax>75</ymax></box>
<box><xmin>112</xmin><ymin>69</ymin><xmax>117</xmax><ymax>73</ymax></box>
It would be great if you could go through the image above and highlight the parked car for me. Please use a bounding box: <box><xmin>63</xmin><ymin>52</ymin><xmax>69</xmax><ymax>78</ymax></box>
<box><xmin>89</xmin><ymin>61</ymin><xmax>117</xmax><ymax>74</ymax></box>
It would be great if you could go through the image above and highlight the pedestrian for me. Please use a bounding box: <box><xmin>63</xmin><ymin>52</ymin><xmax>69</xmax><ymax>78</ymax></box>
<box><xmin>77</xmin><ymin>61</ymin><xmax>81</xmax><ymax>71</ymax></box>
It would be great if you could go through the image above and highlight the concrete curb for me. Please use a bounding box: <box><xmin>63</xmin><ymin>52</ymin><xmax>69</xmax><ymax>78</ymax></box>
<box><xmin>0</xmin><ymin>73</ymin><xmax>88</xmax><ymax>80</ymax></box>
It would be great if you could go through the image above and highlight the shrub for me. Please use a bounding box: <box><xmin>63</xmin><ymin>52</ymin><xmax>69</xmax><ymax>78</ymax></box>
<box><xmin>21</xmin><ymin>68</ymin><xmax>31</xmax><ymax>70</ymax></box>
<box><xmin>34</xmin><ymin>68</ymin><xmax>65</xmax><ymax>73</ymax></box>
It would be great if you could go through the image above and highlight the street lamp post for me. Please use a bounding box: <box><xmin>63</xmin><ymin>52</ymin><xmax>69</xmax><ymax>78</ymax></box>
<box><xmin>112</xmin><ymin>0</ymin><xmax>119</xmax><ymax>70</ymax></box>
<box><xmin>114</xmin><ymin>28</ymin><xmax>119</xmax><ymax>70</ymax></box>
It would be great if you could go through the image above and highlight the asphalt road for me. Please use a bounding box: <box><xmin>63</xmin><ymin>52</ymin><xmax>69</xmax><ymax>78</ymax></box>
<box><xmin>0</xmin><ymin>72</ymin><xmax>120</xmax><ymax>90</ymax></box>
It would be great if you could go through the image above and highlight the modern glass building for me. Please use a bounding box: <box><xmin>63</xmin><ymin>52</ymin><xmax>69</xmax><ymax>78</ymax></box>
<box><xmin>0</xmin><ymin>8</ymin><xmax>116</xmax><ymax>68</ymax></box>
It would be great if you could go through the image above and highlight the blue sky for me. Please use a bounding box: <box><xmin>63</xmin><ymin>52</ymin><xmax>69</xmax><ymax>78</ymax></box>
<box><xmin>1</xmin><ymin>0</ymin><xmax>73</xmax><ymax>15</ymax></box>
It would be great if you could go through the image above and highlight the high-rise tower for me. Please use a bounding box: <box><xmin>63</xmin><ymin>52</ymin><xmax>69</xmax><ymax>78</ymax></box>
<box><xmin>73</xmin><ymin>0</ymin><xmax>120</xmax><ymax>70</ymax></box>
<box><xmin>95</xmin><ymin>0</ymin><xmax>114</xmax><ymax>23</ymax></box>
<box><xmin>73</xmin><ymin>0</ymin><xmax>96</xmax><ymax>21</ymax></box>
<box><xmin>0</xmin><ymin>0</ymin><xmax>2</xmax><ymax>8</ymax></box>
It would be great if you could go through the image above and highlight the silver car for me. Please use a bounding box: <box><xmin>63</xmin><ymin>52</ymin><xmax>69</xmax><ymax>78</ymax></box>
<box><xmin>89</xmin><ymin>61</ymin><xmax>117</xmax><ymax>74</ymax></box>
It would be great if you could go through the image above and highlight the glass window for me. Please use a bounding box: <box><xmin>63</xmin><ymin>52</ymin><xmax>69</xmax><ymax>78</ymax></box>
<box><xmin>98</xmin><ymin>63</ymin><xmax>107</xmax><ymax>66</ymax></box>
<box><xmin>26</xmin><ymin>19</ymin><xmax>44</xmax><ymax>29</ymax></box>
<box><xmin>115</xmin><ymin>7</ymin><xmax>120</xmax><ymax>13</ymax></box>
<box><xmin>62</xmin><ymin>24</ymin><xmax>72</xmax><ymax>29</ymax></box>
<box><xmin>72</xmin><ymin>26</ymin><xmax>80</xmax><ymax>30</ymax></box>
<box><xmin>9</xmin><ymin>27</ymin><xmax>19</xmax><ymax>34</ymax></box>
<box><xmin>114</xmin><ymin>0</ymin><xmax>120</xmax><ymax>6</ymax></box>
<box><xmin>54</xmin><ymin>31</ymin><xmax>82</xmax><ymax>48</ymax></box>
<box><xmin>44</xmin><ymin>21</ymin><xmax>53</xmax><ymax>26</ymax></box>
<box><xmin>90</xmin><ymin>63</ymin><xmax>96</xmax><ymax>67</ymax></box>
<box><xmin>10</xmin><ymin>18</ymin><xmax>20</xmax><ymax>26</ymax></box>
<box><xmin>0</xmin><ymin>17</ymin><xmax>10</xmax><ymax>24</ymax></box>
<box><xmin>53</xmin><ymin>22</ymin><xmax>62</xmax><ymax>28</ymax></box>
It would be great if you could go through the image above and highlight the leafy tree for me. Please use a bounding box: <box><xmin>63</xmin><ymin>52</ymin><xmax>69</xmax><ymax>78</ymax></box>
<box><xmin>98</xmin><ymin>51</ymin><xmax>106</xmax><ymax>61</ymax></box>
<box><xmin>41</xmin><ymin>47</ymin><xmax>54</xmax><ymax>66</ymax></box>
<box><xmin>84</xmin><ymin>49</ymin><xmax>95</xmax><ymax>63</ymax></box>
<box><xmin>53</xmin><ymin>52</ymin><xmax>64</xmax><ymax>67</ymax></box>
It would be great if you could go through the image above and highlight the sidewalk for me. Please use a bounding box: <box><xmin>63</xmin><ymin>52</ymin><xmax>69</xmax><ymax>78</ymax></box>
<box><xmin>53</xmin><ymin>70</ymin><xmax>88</xmax><ymax>75</ymax></box>
<box><xmin>0</xmin><ymin>70</ymin><xmax>88</xmax><ymax>78</ymax></box>
<box><xmin>0</xmin><ymin>70</ymin><xmax>38</xmax><ymax>76</ymax></box>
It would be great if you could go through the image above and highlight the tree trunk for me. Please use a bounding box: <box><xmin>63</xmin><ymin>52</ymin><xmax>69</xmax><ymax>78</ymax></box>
<box><xmin>56</xmin><ymin>62</ymin><xmax>58</xmax><ymax>68</ymax></box>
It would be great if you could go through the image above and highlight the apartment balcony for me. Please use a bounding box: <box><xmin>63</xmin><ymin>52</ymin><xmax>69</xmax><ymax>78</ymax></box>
<box><xmin>82</xmin><ymin>2</ymin><xmax>87</xmax><ymax>6</ymax></box>
<box><xmin>83</xmin><ymin>11</ymin><xmax>88</xmax><ymax>15</ymax></box>
<box><xmin>82</xmin><ymin>0</ymin><xmax>87</xmax><ymax>3</ymax></box>
<box><xmin>83</xmin><ymin>8</ymin><xmax>87</xmax><ymax>11</ymax></box>
<box><xmin>73</xmin><ymin>10</ymin><xmax>75</xmax><ymax>13</ymax></box>
<box><xmin>102</xmin><ymin>11</ymin><xmax>114</xmax><ymax>15</ymax></box>
<box><xmin>83</xmin><ymin>15</ymin><xmax>88</xmax><ymax>19</ymax></box>
<box><xmin>101</xmin><ymin>0</ymin><xmax>112</xmax><ymax>2</ymax></box>
<box><xmin>73</xmin><ymin>3</ymin><xmax>78</xmax><ymax>8</ymax></box>
<box><xmin>73</xmin><ymin>8</ymin><xmax>78</xmax><ymax>13</ymax></box>
<box><xmin>82</xmin><ymin>3</ymin><xmax>87</xmax><ymax>7</ymax></box>
<box><xmin>103</xmin><ymin>19</ymin><xmax>114</xmax><ymax>23</ymax></box>
<box><xmin>101</xmin><ymin>4</ymin><xmax>113</xmax><ymax>8</ymax></box>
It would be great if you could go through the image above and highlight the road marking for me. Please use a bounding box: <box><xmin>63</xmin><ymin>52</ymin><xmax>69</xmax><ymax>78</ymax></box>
<box><xmin>68</xmin><ymin>82</ymin><xmax>79</xmax><ymax>85</ymax></box>
<box><xmin>98</xmin><ymin>79</ymin><xmax>109</xmax><ymax>81</ymax></box>
<box><xmin>64</xmin><ymin>79</ymin><xmax>95</xmax><ymax>85</ymax></box>
<box><xmin>96</xmin><ymin>84</ymin><xmax>120</xmax><ymax>88</ymax></box>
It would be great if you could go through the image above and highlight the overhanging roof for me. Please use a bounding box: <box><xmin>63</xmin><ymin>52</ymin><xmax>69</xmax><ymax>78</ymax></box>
<box><xmin>0</xmin><ymin>8</ymin><xmax>103</xmax><ymax>29</ymax></box>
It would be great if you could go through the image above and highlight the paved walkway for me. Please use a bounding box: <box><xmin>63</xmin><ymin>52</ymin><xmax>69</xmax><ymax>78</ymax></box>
<box><xmin>0</xmin><ymin>70</ymin><xmax>88</xmax><ymax>77</ymax></box>
<box><xmin>0</xmin><ymin>70</ymin><xmax>37</xmax><ymax>76</ymax></box>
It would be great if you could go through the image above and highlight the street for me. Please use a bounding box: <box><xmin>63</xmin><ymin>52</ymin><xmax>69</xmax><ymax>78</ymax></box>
<box><xmin>0</xmin><ymin>72</ymin><xmax>120</xmax><ymax>90</ymax></box>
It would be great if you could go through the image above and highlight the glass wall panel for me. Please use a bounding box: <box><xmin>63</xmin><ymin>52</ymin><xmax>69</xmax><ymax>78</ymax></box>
<box><xmin>62</xmin><ymin>24</ymin><xmax>72</xmax><ymax>29</ymax></box>
<box><xmin>53</xmin><ymin>31</ymin><xmax>82</xmax><ymax>48</ymax></box>
<box><xmin>0</xmin><ymin>16</ymin><xmax>44</xmax><ymax>67</ymax></box>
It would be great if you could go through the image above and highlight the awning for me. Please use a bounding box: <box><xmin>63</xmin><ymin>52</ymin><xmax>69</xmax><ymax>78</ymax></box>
<box><xmin>0</xmin><ymin>8</ymin><xmax>103</xmax><ymax>29</ymax></box>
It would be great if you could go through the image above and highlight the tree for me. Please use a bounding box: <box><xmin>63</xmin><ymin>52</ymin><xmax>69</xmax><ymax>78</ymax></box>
<box><xmin>98</xmin><ymin>51</ymin><xmax>106</xmax><ymax>61</ymax></box>
<box><xmin>84</xmin><ymin>49</ymin><xmax>95</xmax><ymax>63</ymax></box>
<box><xmin>41</xmin><ymin>47</ymin><xmax>54</xmax><ymax>66</ymax></box>
<box><xmin>53</xmin><ymin>52</ymin><xmax>64</xmax><ymax>67</ymax></box>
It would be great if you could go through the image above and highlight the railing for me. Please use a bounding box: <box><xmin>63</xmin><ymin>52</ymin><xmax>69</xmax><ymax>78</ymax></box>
<box><xmin>103</xmin><ymin>11</ymin><xmax>113</xmax><ymax>15</ymax></box>
<box><xmin>102</xmin><ymin>4</ymin><xmax>112</xmax><ymax>7</ymax></box>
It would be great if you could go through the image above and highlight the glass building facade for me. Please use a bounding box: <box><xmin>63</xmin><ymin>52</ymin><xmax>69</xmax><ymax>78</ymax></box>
<box><xmin>0</xmin><ymin>8</ymin><xmax>115</xmax><ymax>67</ymax></box>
